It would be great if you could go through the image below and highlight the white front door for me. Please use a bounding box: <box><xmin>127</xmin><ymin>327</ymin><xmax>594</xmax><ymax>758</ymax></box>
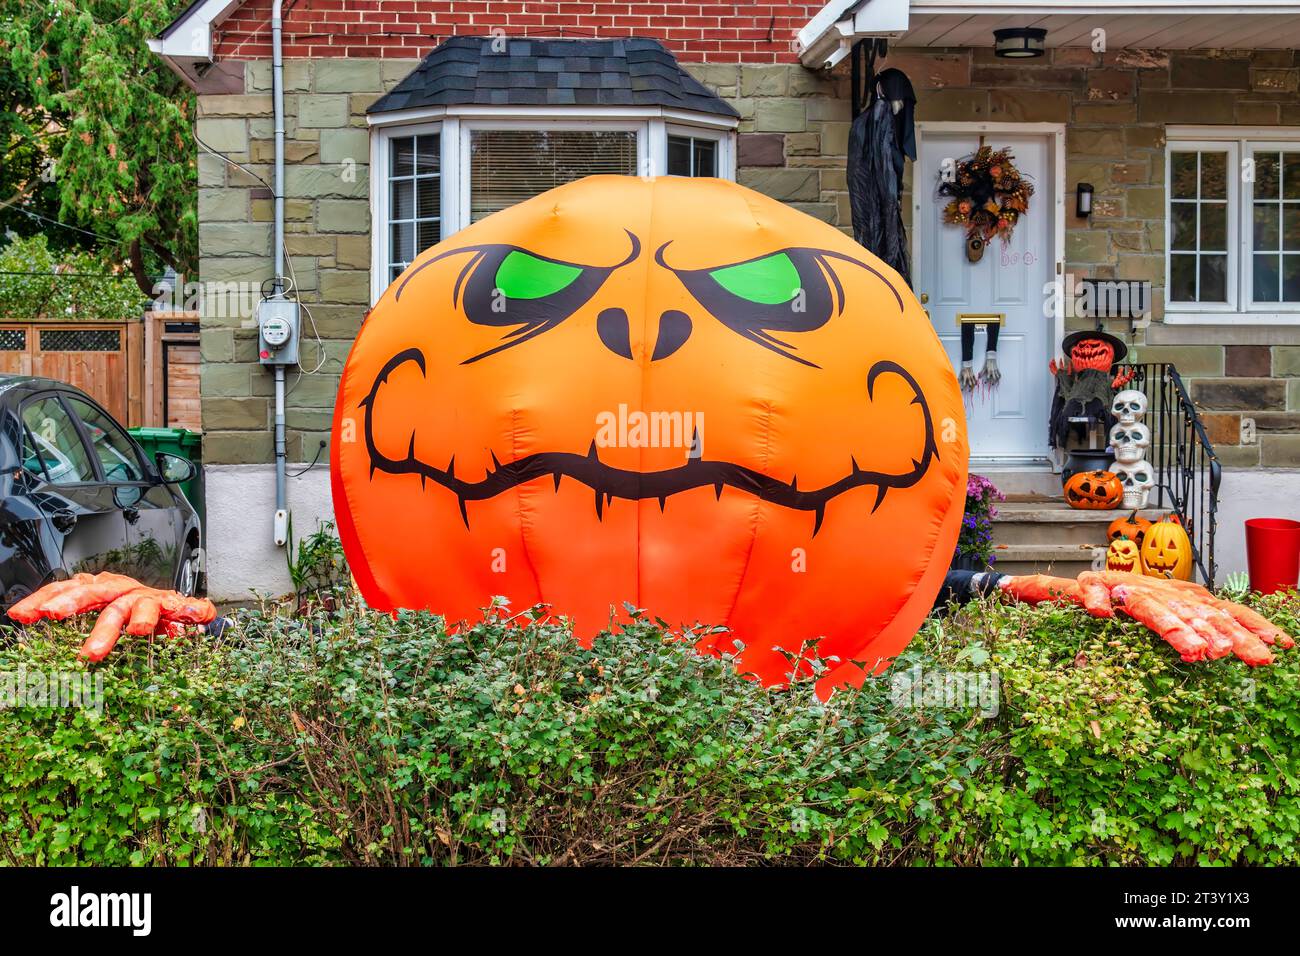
<box><xmin>913</xmin><ymin>128</ymin><xmax>1057</xmax><ymax>463</ymax></box>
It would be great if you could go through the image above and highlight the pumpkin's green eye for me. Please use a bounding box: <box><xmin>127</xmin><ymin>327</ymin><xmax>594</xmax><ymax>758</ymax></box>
<box><xmin>494</xmin><ymin>250</ymin><xmax>582</xmax><ymax>299</ymax></box>
<box><xmin>709</xmin><ymin>252</ymin><xmax>801</xmax><ymax>305</ymax></box>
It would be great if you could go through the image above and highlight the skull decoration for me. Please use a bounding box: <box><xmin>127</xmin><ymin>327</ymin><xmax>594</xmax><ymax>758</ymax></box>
<box><xmin>1109</xmin><ymin>421</ymin><xmax>1151</xmax><ymax>465</ymax></box>
<box><xmin>1112</xmin><ymin>389</ymin><xmax>1148</xmax><ymax>425</ymax></box>
<box><xmin>1113</xmin><ymin>460</ymin><xmax>1155</xmax><ymax>510</ymax></box>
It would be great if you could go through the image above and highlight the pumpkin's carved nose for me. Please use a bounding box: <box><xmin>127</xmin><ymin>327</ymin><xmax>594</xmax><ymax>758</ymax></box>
<box><xmin>597</xmin><ymin>307</ymin><xmax>693</xmax><ymax>361</ymax></box>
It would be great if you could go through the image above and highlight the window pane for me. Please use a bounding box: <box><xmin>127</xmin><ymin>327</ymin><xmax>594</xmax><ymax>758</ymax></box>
<box><xmin>1200</xmin><ymin>202</ymin><xmax>1226</xmax><ymax>250</ymax></box>
<box><xmin>469</xmin><ymin>129</ymin><xmax>638</xmax><ymax>222</ymax></box>
<box><xmin>1284</xmin><ymin>205</ymin><xmax>1300</xmax><ymax>251</ymax></box>
<box><xmin>1170</xmin><ymin>254</ymin><xmax>1197</xmax><ymax>301</ymax></box>
<box><xmin>21</xmin><ymin>397</ymin><xmax>95</xmax><ymax>484</ymax></box>
<box><xmin>417</xmin><ymin>220</ymin><xmax>439</xmax><ymax>253</ymax></box>
<box><xmin>391</xmin><ymin>136</ymin><xmax>414</xmax><ymax>177</ymax></box>
<box><xmin>391</xmin><ymin>179</ymin><xmax>414</xmax><ymax>220</ymax></box>
<box><xmin>1200</xmin><ymin>152</ymin><xmax>1228</xmax><ymax>199</ymax></box>
<box><xmin>1256</xmin><ymin>152</ymin><xmax>1280</xmax><ymax>200</ymax></box>
<box><xmin>1285</xmin><ymin>153</ymin><xmax>1300</xmax><ymax>200</ymax></box>
<box><xmin>1171</xmin><ymin>152</ymin><xmax>1198</xmax><ymax>199</ymax></box>
<box><xmin>416</xmin><ymin>134</ymin><xmax>440</xmax><ymax>174</ymax></box>
<box><xmin>1171</xmin><ymin>203</ymin><xmax>1196</xmax><ymax>250</ymax></box>
<box><xmin>1200</xmin><ymin>254</ymin><xmax>1227</xmax><ymax>302</ymax></box>
<box><xmin>1254</xmin><ymin>253</ymin><xmax>1280</xmax><ymax>302</ymax></box>
<box><xmin>390</xmin><ymin>222</ymin><xmax>413</xmax><ymax>266</ymax></box>
<box><xmin>417</xmin><ymin>178</ymin><xmax>440</xmax><ymax>220</ymax></box>
<box><xmin>66</xmin><ymin>398</ymin><xmax>143</xmax><ymax>483</ymax></box>
<box><xmin>693</xmin><ymin>138</ymin><xmax>717</xmax><ymax>177</ymax></box>
<box><xmin>667</xmin><ymin>135</ymin><xmax>691</xmax><ymax>176</ymax></box>
<box><xmin>1255</xmin><ymin>203</ymin><xmax>1280</xmax><ymax>250</ymax></box>
<box><xmin>1285</xmin><ymin>254</ymin><xmax>1300</xmax><ymax>302</ymax></box>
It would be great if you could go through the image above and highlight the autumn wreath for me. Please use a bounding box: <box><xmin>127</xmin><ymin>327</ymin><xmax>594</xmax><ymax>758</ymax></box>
<box><xmin>938</xmin><ymin>145</ymin><xmax>1034</xmax><ymax>244</ymax></box>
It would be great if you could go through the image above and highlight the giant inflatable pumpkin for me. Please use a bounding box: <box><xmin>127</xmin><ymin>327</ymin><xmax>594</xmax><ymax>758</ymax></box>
<box><xmin>331</xmin><ymin>176</ymin><xmax>968</xmax><ymax>694</ymax></box>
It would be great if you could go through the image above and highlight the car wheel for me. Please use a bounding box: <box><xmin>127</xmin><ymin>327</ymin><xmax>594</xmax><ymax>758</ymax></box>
<box><xmin>177</xmin><ymin>547</ymin><xmax>201</xmax><ymax>596</ymax></box>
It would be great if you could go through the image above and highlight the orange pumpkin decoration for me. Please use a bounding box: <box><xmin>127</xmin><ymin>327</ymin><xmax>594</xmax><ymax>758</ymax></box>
<box><xmin>1063</xmin><ymin>470</ymin><xmax>1124</xmax><ymax>510</ymax></box>
<box><xmin>331</xmin><ymin>176</ymin><xmax>968</xmax><ymax>696</ymax></box>
<box><xmin>1108</xmin><ymin>510</ymin><xmax>1152</xmax><ymax>547</ymax></box>
<box><xmin>1140</xmin><ymin>513</ymin><xmax>1194</xmax><ymax>581</ymax></box>
<box><xmin>1105</xmin><ymin>535</ymin><xmax>1143</xmax><ymax>573</ymax></box>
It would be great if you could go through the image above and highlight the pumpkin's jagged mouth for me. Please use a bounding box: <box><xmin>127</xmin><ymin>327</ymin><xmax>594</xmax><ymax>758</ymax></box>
<box><xmin>359</xmin><ymin>348</ymin><xmax>939</xmax><ymax>534</ymax></box>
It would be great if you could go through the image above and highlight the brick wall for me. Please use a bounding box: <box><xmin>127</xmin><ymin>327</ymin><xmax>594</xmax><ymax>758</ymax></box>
<box><xmin>213</xmin><ymin>0</ymin><xmax>822</xmax><ymax>63</ymax></box>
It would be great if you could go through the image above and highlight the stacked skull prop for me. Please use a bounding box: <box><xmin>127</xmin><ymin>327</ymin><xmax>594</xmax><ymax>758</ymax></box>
<box><xmin>1109</xmin><ymin>389</ymin><xmax>1152</xmax><ymax>508</ymax></box>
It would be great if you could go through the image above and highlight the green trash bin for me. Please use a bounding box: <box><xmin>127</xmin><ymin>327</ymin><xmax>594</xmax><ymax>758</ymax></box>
<box><xmin>129</xmin><ymin>427</ymin><xmax>204</xmax><ymax>527</ymax></box>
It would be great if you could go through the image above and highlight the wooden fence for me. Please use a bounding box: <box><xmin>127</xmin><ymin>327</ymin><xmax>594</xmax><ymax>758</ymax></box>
<box><xmin>0</xmin><ymin>318</ymin><xmax>143</xmax><ymax>425</ymax></box>
<box><xmin>0</xmin><ymin>313</ymin><xmax>201</xmax><ymax>430</ymax></box>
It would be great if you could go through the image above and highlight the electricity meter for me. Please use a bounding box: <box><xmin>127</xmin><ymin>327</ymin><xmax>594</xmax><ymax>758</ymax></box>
<box><xmin>258</xmin><ymin>298</ymin><xmax>300</xmax><ymax>366</ymax></box>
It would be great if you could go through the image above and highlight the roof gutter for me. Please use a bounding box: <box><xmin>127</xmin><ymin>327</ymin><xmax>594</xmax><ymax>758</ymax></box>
<box><xmin>146</xmin><ymin>0</ymin><xmax>242</xmax><ymax>87</ymax></box>
<box><xmin>797</xmin><ymin>0</ymin><xmax>911</xmax><ymax>70</ymax></box>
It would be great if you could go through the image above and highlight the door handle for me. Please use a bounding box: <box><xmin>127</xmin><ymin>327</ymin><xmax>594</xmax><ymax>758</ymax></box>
<box><xmin>51</xmin><ymin>509</ymin><xmax>77</xmax><ymax>534</ymax></box>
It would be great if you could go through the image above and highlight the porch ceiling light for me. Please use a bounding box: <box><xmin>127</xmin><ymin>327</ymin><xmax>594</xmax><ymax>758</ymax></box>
<box><xmin>993</xmin><ymin>27</ymin><xmax>1046</xmax><ymax>59</ymax></box>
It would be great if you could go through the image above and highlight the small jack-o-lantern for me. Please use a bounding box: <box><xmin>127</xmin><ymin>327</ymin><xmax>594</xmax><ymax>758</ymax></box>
<box><xmin>1063</xmin><ymin>469</ymin><xmax>1124</xmax><ymax>510</ymax></box>
<box><xmin>1105</xmin><ymin>535</ymin><xmax>1143</xmax><ymax>573</ymax></box>
<box><xmin>331</xmin><ymin>176</ymin><xmax>968</xmax><ymax>695</ymax></box>
<box><xmin>1108</xmin><ymin>510</ymin><xmax>1152</xmax><ymax>547</ymax></box>
<box><xmin>1141</xmin><ymin>514</ymin><xmax>1194</xmax><ymax>581</ymax></box>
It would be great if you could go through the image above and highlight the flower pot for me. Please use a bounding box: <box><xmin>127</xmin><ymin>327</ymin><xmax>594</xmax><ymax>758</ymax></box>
<box><xmin>1245</xmin><ymin>518</ymin><xmax>1300</xmax><ymax>595</ymax></box>
<box><xmin>1061</xmin><ymin>448</ymin><xmax>1113</xmax><ymax>489</ymax></box>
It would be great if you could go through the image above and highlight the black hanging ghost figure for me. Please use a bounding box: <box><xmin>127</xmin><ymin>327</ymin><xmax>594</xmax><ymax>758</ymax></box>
<box><xmin>847</xmin><ymin>67</ymin><xmax>917</xmax><ymax>286</ymax></box>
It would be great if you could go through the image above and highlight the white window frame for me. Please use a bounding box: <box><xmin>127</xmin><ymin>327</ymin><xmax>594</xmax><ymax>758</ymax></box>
<box><xmin>1164</xmin><ymin>138</ymin><xmax>1239</xmax><ymax>318</ymax></box>
<box><xmin>371</xmin><ymin>121</ymin><xmax>447</xmax><ymax>299</ymax></box>
<box><xmin>1244</xmin><ymin>139</ymin><xmax>1300</xmax><ymax>317</ymax></box>
<box><xmin>664</xmin><ymin>122</ymin><xmax>733</xmax><ymax>178</ymax></box>
<box><xmin>1166</xmin><ymin>126</ymin><xmax>1300</xmax><ymax>325</ymax></box>
<box><xmin>369</xmin><ymin>106</ymin><xmax>738</xmax><ymax>304</ymax></box>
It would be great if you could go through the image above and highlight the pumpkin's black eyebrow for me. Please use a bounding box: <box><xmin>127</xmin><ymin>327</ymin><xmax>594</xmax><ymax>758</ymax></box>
<box><xmin>393</xmin><ymin>229</ymin><xmax>642</xmax><ymax>303</ymax></box>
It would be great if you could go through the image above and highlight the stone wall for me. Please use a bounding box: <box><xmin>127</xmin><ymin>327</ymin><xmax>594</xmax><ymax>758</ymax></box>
<box><xmin>196</xmin><ymin>48</ymin><xmax>1300</xmax><ymax>471</ymax></box>
<box><xmin>195</xmin><ymin>58</ymin><xmax>421</xmax><ymax>466</ymax></box>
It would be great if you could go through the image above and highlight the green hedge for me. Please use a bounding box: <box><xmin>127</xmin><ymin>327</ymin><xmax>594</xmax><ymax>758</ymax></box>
<box><xmin>1</xmin><ymin>592</ymin><xmax>1298</xmax><ymax>866</ymax></box>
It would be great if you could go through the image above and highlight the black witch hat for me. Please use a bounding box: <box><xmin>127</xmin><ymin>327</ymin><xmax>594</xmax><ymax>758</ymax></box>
<box><xmin>1060</xmin><ymin>328</ymin><xmax>1128</xmax><ymax>364</ymax></box>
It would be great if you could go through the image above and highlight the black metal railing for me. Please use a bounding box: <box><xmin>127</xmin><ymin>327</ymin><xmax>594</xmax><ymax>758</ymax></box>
<box><xmin>1116</xmin><ymin>362</ymin><xmax>1222</xmax><ymax>586</ymax></box>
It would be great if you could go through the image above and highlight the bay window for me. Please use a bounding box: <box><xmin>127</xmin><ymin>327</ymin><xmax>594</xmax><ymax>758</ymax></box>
<box><xmin>371</xmin><ymin>111</ymin><xmax>737</xmax><ymax>304</ymax></box>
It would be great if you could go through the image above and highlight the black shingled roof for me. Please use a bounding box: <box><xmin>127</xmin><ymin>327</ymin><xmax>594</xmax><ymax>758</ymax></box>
<box><xmin>369</xmin><ymin>36</ymin><xmax>739</xmax><ymax>117</ymax></box>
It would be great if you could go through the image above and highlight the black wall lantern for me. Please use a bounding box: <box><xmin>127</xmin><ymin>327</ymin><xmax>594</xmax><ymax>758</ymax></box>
<box><xmin>994</xmin><ymin>27</ymin><xmax>1047</xmax><ymax>58</ymax></box>
<box><xmin>1076</xmin><ymin>182</ymin><xmax>1094</xmax><ymax>218</ymax></box>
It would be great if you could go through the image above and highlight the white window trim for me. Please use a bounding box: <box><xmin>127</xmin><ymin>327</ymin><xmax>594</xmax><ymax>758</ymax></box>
<box><xmin>1165</xmin><ymin>126</ymin><xmax>1300</xmax><ymax>326</ymax></box>
<box><xmin>664</xmin><ymin>122</ymin><xmax>733</xmax><ymax>178</ymax></box>
<box><xmin>368</xmin><ymin>106</ymin><xmax>738</xmax><ymax>305</ymax></box>
<box><xmin>1164</xmin><ymin>138</ymin><xmax>1239</xmax><ymax>317</ymax></box>
<box><xmin>371</xmin><ymin>121</ymin><xmax>445</xmax><ymax>300</ymax></box>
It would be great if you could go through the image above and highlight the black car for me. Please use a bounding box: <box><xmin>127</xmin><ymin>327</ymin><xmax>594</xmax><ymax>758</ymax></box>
<box><xmin>0</xmin><ymin>375</ymin><xmax>202</xmax><ymax>609</ymax></box>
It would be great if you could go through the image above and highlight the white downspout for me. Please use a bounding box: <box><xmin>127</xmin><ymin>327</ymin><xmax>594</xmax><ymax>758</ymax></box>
<box><xmin>271</xmin><ymin>0</ymin><xmax>287</xmax><ymax>535</ymax></box>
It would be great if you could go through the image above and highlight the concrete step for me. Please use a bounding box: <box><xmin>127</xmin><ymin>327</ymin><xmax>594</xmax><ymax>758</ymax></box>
<box><xmin>990</xmin><ymin>543</ymin><xmax>1103</xmax><ymax>578</ymax></box>
<box><xmin>992</xmin><ymin>498</ymin><xmax>1164</xmax><ymax>546</ymax></box>
<box><xmin>972</xmin><ymin>467</ymin><xmax>1061</xmax><ymax>497</ymax></box>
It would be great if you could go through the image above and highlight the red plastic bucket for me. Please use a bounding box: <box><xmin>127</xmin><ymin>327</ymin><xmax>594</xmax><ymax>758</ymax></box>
<box><xmin>1245</xmin><ymin>518</ymin><xmax>1300</xmax><ymax>595</ymax></box>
